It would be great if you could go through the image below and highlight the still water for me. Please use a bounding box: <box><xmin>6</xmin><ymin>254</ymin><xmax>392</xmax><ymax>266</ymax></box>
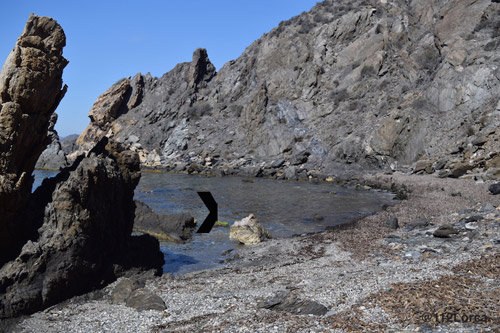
<box><xmin>33</xmin><ymin>170</ymin><xmax>396</xmax><ymax>274</ymax></box>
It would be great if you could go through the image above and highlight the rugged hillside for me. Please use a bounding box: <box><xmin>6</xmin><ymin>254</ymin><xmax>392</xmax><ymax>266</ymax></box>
<box><xmin>75</xmin><ymin>0</ymin><xmax>500</xmax><ymax>180</ymax></box>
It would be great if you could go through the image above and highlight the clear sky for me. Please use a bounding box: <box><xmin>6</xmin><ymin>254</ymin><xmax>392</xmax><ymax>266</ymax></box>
<box><xmin>0</xmin><ymin>1</ymin><xmax>318</xmax><ymax>137</ymax></box>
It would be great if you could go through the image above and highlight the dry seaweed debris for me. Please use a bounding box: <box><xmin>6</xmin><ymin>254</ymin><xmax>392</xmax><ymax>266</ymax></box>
<box><xmin>362</xmin><ymin>251</ymin><xmax>500</xmax><ymax>328</ymax></box>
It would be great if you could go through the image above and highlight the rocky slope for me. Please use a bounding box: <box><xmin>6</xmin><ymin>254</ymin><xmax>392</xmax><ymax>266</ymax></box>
<box><xmin>0</xmin><ymin>15</ymin><xmax>163</xmax><ymax>319</ymax></box>
<box><xmin>75</xmin><ymin>0</ymin><xmax>500</xmax><ymax>181</ymax></box>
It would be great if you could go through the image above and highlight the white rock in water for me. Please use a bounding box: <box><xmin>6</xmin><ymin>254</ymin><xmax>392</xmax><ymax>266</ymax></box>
<box><xmin>229</xmin><ymin>214</ymin><xmax>271</xmax><ymax>245</ymax></box>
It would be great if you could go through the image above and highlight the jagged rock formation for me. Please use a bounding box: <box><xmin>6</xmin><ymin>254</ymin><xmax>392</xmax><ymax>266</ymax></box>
<box><xmin>0</xmin><ymin>15</ymin><xmax>164</xmax><ymax>319</ymax></box>
<box><xmin>76</xmin><ymin>0</ymin><xmax>500</xmax><ymax>181</ymax></box>
<box><xmin>0</xmin><ymin>14</ymin><xmax>68</xmax><ymax>264</ymax></box>
<box><xmin>35</xmin><ymin>113</ymin><xmax>68</xmax><ymax>170</ymax></box>
<box><xmin>0</xmin><ymin>139</ymin><xmax>164</xmax><ymax>318</ymax></box>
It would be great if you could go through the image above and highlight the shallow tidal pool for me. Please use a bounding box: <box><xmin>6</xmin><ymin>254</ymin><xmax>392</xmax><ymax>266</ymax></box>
<box><xmin>33</xmin><ymin>170</ymin><xmax>396</xmax><ymax>274</ymax></box>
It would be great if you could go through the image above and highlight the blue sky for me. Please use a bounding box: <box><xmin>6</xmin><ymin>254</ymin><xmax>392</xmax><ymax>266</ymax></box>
<box><xmin>0</xmin><ymin>1</ymin><xmax>318</xmax><ymax>137</ymax></box>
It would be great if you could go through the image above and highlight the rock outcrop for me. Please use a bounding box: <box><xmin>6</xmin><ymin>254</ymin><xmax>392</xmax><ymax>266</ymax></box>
<box><xmin>0</xmin><ymin>139</ymin><xmax>164</xmax><ymax>318</ymax></box>
<box><xmin>74</xmin><ymin>0</ymin><xmax>500</xmax><ymax>181</ymax></box>
<box><xmin>0</xmin><ymin>15</ymin><xmax>164</xmax><ymax>319</ymax></box>
<box><xmin>35</xmin><ymin>113</ymin><xmax>68</xmax><ymax>170</ymax></box>
<box><xmin>0</xmin><ymin>14</ymin><xmax>68</xmax><ymax>265</ymax></box>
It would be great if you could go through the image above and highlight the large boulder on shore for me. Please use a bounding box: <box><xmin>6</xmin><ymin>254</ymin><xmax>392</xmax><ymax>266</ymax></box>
<box><xmin>229</xmin><ymin>214</ymin><xmax>271</xmax><ymax>245</ymax></box>
<box><xmin>0</xmin><ymin>15</ymin><xmax>164</xmax><ymax>319</ymax></box>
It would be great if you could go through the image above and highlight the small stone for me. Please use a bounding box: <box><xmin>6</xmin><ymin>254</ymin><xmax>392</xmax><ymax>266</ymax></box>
<box><xmin>479</xmin><ymin>203</ymin><xmax>495</xmax><ymax>212</ymax></box>
<box><xmin>433</xmin><ymin>224</ymin><xmax>459</xmax><ymax>238</ymax></box>
<box><xmin>404</xmin><ymin>251</ymin><xmax>421</xmax><ymax>259</ymax></box>
<box><xmin>465</xmin><ymin>222</ymin><xmax>478</xmax><ymax>230</ymax></box>
<box><xmin>258</xmin><ymin>291</ymin><xmax>328</xmax><ymax>316</ymax></box>
<box><xmin>385</xmin><ymin>216</ymin><xmax>399</xmax><ymax>229</ymax></box>
<box><xmin>488</xmin><ymin>183</ymin><xmax>500</xmax><ymax>195</ymax></box>
<box><xmin>465</xmin><ymin>215</ymin><xmax>483</xmax><ymax>223</ymax></box>
<box><xmin>405</xmin><ymin>218</ymin><xmax>430</xmax><ymax>231</ymax></box>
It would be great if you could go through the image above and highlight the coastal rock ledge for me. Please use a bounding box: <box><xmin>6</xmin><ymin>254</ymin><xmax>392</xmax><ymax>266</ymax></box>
<box><xmin>0</xmin><ymin>15</ymin><xmax>164</xmax><ymax>319</ymax></box>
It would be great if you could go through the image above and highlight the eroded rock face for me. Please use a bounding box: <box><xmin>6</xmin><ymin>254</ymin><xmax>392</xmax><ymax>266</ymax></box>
<box><xmin>0</xmin><ymin>15</ymin><xmax>163</xmax><ymax>319</ymax></box>
<box><xmin>75</xmin><ymin>0</ymin><xmax>500</xmax><ymax>180</ymax></box>
<box><xmin>0</xmin><ymin>14</ymin><xmax>68</xmax><ymax>265</ymax></box>
<box><xmin>0</xmin><ymin>139</ymin><xmax>164</xmax><ymax>319</ymax></box>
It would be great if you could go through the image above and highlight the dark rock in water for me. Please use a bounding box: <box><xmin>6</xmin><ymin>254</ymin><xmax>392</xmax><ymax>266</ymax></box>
<box><xmin>489</xmin><ymin>183</ymin><xmax>500</xmax><ymax>195</ymax></box>
<box><xmin>385</xmin><ymin>216</ymin><xmax>399</xmax><ymax>230</ymax></box>
<box><xmin>258</xmin><ymin>291</ymin><xmax>328</xmax><ymax>316</ymax></box>
<box><xmin>433</xmin><ymin>224</ymin><xmax>459</xmax><ymax>238</ymax></box>
<box><xmin>35</xmin><ymin>113</ymin><xmax>68</xmax><ymax>170</ymax></box>
<box><xmin>0</xmin><ymin>14</ymin><xmax>68</xmax><ymax>265</ymax></box>
<box><xmin>134</xmin><ymin>200</ymin><xmax>196</xmax><ymax>242</ymax></box>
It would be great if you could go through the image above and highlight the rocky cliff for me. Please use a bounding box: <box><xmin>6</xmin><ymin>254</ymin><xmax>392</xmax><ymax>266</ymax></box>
<box><xmin>0</xmin><ymin>14</ymin><xmax>68</xmax><ymax>264</ymax></box>
<box><xmin>76</xmin><ymin>0</ymin><xmax>500</xmax><ymax>181</ymax></box>
<box><xmin>0</xmin><ymin>15</ymin><xmax>163</xmax><ymax>319</ymax></box>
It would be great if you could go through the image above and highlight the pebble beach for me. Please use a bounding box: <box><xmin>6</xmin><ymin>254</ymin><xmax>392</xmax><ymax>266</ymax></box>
<box><xmin>4</xmin><ymin>173</ymin><xmax>500</xmax><ymax>332</ymax></box>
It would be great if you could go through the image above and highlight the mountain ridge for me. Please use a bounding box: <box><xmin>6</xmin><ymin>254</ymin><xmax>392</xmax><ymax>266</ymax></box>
<box><xmin>68</xmin><ymin>0</ymin><xmax>500</xmax><ymax>180</ymax></box>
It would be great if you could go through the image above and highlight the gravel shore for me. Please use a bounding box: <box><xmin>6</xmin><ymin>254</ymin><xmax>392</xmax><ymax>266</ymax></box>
<box><xmin>4</xmin><ymin>173</ymin><xmax>500</xmax><ymax>332</ymax></box>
